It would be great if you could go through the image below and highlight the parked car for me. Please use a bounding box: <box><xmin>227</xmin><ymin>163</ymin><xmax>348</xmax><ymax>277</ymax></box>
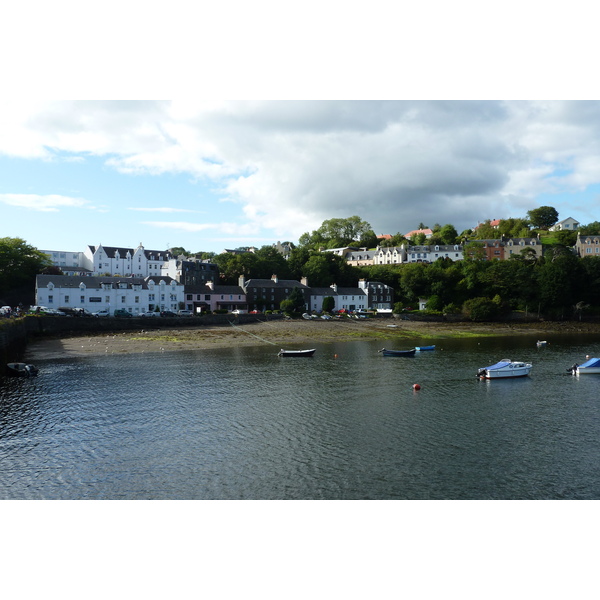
<box><xmin>232</xmin><ymin>309</ymin><xmax>247</xmax><ymax>315</ymax></box>
<box><xmin>41</xmin><ymin>308</ymin><xmax>66</xmax><ymax>316</ymax></box>
<box><xmin>160</xmin><ymin>310</ymin><xmax>176</xmax><ymax>317</ymax></box>
<box><xmin>92</xmin><ymin>309</ymin><xmax>110</xmax><ymax>317</ymax></box>
<box><xmin>59</xmin><ymin>307</ymin><xmax>94</xmax><ymax>317</ymax></box>
<box><xmin>177</xmin><ymin>310</ymin><xmax>193</xmax><ymax>316</ymax></box>
<box><xmin>249</xmin><ymin>310</ymin><xmax>261</xmax><ymax>314</ymax></box>
<box><xmin>114</xmin><ymin>309</ymin><xmax>132</xmax><ymax>318</ymax></box>
<box><xmin>140</xmin><ymin>311</ymin><xmax>158</xmax><ymax>317</ymax></box>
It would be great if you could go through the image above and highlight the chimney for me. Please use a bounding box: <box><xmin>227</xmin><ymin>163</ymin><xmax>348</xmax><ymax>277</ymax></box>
<box><xmin>330</xmin><ymin>283</ymin><xmax>338</xmax><ymax>292</ymax></box>
<box><xmin>207</xmin><ymin>281</ymin><xmax>214</xmax><ymax>290</ymax></box>
<box><xmin>238</xmin><ymin>275</ymin><xmax>245</xmax><ymax>288</ymax></box>
<box><xmin>271</xmin><ymin>274</ymin><xmax>278</xmax><ymax>283</ymax></box>
<box><xmin>300</xmin><ymin>276</ymin><xmax>308</xmax><ymax>286</ymax></box>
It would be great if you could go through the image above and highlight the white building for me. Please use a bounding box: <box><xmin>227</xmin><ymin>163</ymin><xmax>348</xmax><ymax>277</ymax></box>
<box><xmin>35</xmin><ymin>275</ymin><xmax>184</xmax><ymax>315</ymax></box>
<box><xmin>83</xmin><ymin>243</ymin><xmax>172</xmax><ymax>277</ymax></box>
<box><xmin>40</xmin><ymin>250</ymin><xmax>91</xmax><ymax>275</ymax></box>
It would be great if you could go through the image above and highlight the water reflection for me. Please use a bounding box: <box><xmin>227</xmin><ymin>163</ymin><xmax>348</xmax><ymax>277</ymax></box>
<box><xmin>2</xmin><ymin>333</ymin><xmax>600</xmax><ymax>499</ymax></box>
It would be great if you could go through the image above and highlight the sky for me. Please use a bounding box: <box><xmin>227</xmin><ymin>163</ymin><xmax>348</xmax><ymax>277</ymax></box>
<box><xmin>3</xmin><ymin>100</ymin><xmax>600</xmax><ymax>256</ymax></box>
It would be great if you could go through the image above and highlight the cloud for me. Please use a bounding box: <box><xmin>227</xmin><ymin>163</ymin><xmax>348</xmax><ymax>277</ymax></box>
<box><xmin>0</xmin><ymin>193</ymin><xmax>89</xmax><ymax>212</ymax></box>
<box><xmin>128</xmin><ymin>207</ymin><xmax>197</xmax><ymax>213</ymax></box>
<box><xmin>3</xmin><ymin>101</ymin><xmax>600</xmax><ymax>237</ymax></box>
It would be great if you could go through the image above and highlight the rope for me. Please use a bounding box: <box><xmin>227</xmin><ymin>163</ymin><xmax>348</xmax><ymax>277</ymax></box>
<box><xmin>227</xmin><ymin>320</ymin><xmax>277</xmax><ymax>345</ymax></box>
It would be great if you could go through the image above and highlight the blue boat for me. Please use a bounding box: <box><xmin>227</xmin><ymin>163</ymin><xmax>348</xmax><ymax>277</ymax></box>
<box><xmin>379</xmin><ymin>348</ymin><xmax>416</xmax><ymax>357</ymax></box>
<box><xmin>415</xmin><ymin>345</ymin><xmax>435</xmax><ymax>351</ymax></box>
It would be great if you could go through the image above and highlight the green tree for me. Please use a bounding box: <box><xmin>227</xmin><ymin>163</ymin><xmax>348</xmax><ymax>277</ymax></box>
<box><xmin>299</xmin><ymin>216</ymin><xmax>374</xmax><ymax>249</ymax></box>
<box><xmin>0</xmin><ymin>237</ymin><xmax>51</xmax><ymax>305</ymax></box>
<box><xmin>527</xmin><ymin>206</ymin><xmax>559</xmax><ymax>230</ymax></box>
<box><xmin>322</xmin><ymin>296</ymin><xmax>335</xmax><ymax>312</ymax></box>
<box><xmin>462</xmin><ymin>297</ymin><xmax>499</xmax><ymax>321</ymax></box>
<box><xmin>579</xmin><ymin>221</ymin><xmax>600</xmax><ymax>235</ymax></box>
<box><xmin>438</xmin><ymin>224</ymin><xmax>459</xmax><ymax>245</ymax></box>
<box><xmin>286</xmin><ymin>287</ymin><xmax>306</xmax><ymax>312</ymax></box>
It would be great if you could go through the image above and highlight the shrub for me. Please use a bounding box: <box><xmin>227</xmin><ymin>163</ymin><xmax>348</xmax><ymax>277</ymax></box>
<box><xmin>462</xmin><ymin>297</ymin><xmax>500</xmax><ymax>321</ymax></box>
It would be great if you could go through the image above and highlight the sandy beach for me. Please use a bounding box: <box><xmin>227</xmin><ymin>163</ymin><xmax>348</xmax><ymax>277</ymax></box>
<box><xmin>24</xmin><ymin>317</ymin><xmax>600</xmax><ymax>360</ymax></box>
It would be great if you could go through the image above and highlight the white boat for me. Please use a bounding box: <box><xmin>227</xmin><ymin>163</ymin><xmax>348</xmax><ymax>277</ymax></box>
<box><xmin>536</xmin><ymin>340</ymin><xmax>547</xmax><ymax>347</ymax></box>
<box><xmin>477</xmin><ymin>359</ymin><xmax>532</xmax><ymax>379</ymax></box>
<box><xmin>278</xmin><ymin>348</ymin><xmax>316</xmax><ymax>357</ymax></box>
<box><xmin>568</xmin><ymin>357</ymin><xmax>600</xmax><ymax>375</ymax></box>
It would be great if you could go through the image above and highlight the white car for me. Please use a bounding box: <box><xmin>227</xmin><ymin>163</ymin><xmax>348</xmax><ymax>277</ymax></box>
<box><xmin>140</xmin><ymin>311</ymin><xmax>158</xmax><ymax>317</ymax></box>
<box><xmin>92</xmin><ymin>309</ymin><xmax>110</xmax><ymax>317</ymax></box>
<box><xmin>177</xmin><ymin>310</ymin><xmax>193</xmax><ymax>316</ymax></box>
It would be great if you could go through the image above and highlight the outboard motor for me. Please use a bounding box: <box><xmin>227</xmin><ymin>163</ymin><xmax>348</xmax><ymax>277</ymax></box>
<box><xmin>567</xmin><ymin>363</ymin><xmax>578</xmax><ymax>374</ymax></box>
<box><xmin>477</xmin><ymin>368</ymin><xmax>487</xmax><ymax>378</ymax></box>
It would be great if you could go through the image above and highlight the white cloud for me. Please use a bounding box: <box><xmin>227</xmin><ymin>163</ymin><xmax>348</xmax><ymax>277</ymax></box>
<box><xmin>3</xmin><ymin>101</ymin><xmax>600</xmax><ymax>236</ymax></box>
<box><xmin>0</xmin><ymin>193</ymin><xmax>89</xmax><ymax>212</ymax></box>
<box><xmin>128</xmin><ymin>207</ymin><xmax>197</xmax><ymax>213</ymax></box>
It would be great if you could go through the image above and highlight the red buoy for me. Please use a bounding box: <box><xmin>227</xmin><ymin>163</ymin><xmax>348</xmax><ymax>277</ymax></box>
<box><xmin>413</xmin><ymin>384</ymin><xmax>421</xmax><ymax>390</ymax></box>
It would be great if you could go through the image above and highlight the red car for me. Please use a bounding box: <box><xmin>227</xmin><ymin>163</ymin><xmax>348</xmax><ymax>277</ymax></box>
<box><xmin>249</xmin><ymin>310</ymin><xmax>261</xmax><ymax>314</ymax></box>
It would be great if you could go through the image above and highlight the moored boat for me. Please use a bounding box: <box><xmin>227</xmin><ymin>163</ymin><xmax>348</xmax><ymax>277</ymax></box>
<box><xmin>6</xmin><ymin>362</ymin><xmax>39</xmax><ymax>377</ymax></box>
<box><xmin>415</xmin><ymin>345</ymin><xmax>435</xmax><ymax>351</ymax></box>
<box><xmin>379</xmin><ymin>348</ymin><xmax>416</xmax><ymax>357</ymax></box>
<box><xmin>278</xmin><ymin>348</ymin><xmax>316</xmax><ymax>357</ymax></box>
<box><xmin>567</xmin><ymin>357</ymin><xmax>600</xmax><ymax>374</ymax></box>
<box><xmin>536</xmin><ymin>340</ymin><xmax>547</xmax><ymax>348</ymax></box>
<box><xmin>477</xmin><ymin>359</ymin><xmax>532</xmax><ymax>379</ymax></box>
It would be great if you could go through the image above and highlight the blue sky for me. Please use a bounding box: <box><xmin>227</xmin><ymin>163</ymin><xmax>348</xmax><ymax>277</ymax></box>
<box><xmin>3</xmin><ymin>100</ymin><xmax>600</xmax><ymax>255</ymax></box>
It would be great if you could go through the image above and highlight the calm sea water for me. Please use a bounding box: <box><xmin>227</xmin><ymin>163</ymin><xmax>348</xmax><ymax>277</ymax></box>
<box><xmin>2</xmin><ymin>332</ymin><xmax>600</xmax><ymax>499</ymax></box>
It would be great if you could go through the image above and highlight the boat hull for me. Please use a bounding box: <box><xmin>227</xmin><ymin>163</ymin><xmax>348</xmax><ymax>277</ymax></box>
<box><xmin>380</xmin><ymin>348</ymin><xmax>416</xmax><ymax>357</ymax></box>
<box><xmin>6</xmin><ymin>363</ymin><xmax>39</xmax><ymax>377</ymax></box>
<box><xmin>575</xmin><ymin>367</ymin><xmax>600</xmax><ymax>374</ymax></box>
<box><xmin>278</xmin><ymin>349</ymin><xmax>315</xmax><ymax>357</ymax></box>
<box><xmin>477</xmin><ymin>360</ymin><xmax>532</xmax><ymax>379</ymax></box>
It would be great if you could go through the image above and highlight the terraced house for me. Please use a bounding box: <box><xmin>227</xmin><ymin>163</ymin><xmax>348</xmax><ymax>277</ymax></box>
<box><xmin>35</xmin><ymin>275</ymin><xmax>184</xmax><ymax>315</ymax></box>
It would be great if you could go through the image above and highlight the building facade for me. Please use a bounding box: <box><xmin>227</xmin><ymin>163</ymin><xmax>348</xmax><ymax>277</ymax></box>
<box><xmin>35</xmin><ymin>275</ymin><xmax>184</xmax><ymax>315</ymax></box>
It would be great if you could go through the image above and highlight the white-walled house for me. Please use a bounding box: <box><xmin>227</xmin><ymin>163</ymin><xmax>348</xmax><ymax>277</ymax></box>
<box><xmin>83</xmin><ymin>244</ymin><xmax>172</xmax><ymax>277</ymax></box>
<box><xmin>307</xmin><ymin>280</ymin><xmax>394</xmax><ymax>312</ymax></box>
<box><xmin>308</xmin><ymin>284</ymin><xmax>368</xmax><ymax>313</ymax></box>
<box><xmin>35</xmin><ymin>275</ymin><xmax>184</xmax><ymax>315</ymax></box>
<box><xmin>550</xmin><ymin>217</ymin><xmax>580</xmax><ymax>232</ymax></box>
<box><xmin>40</xmin><ymin>250</ymin><xmax>92</xmax><ymax>275</ymax></box>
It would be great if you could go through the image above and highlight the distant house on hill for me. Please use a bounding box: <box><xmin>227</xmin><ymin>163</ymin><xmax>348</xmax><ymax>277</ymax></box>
<box><xmin>550</xmin><ymin>217</ymin><xmax>580</xmax><ymax>232</ymax></box>
<box><xmin>404</xmin><ymin>228</ymin><xmax>433</xmax><ymax>239</ymax></box>
<box><xmin>474</xmin><ymin>219</ymin><xmax>502</xmax><ymax>231</ymax></box>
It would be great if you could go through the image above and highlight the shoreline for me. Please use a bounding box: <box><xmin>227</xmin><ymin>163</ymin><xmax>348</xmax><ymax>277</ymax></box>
<box><xmin>24</xmin><ymin>318</ymin><xmax>600</xmax><ymax>361</ymax></box>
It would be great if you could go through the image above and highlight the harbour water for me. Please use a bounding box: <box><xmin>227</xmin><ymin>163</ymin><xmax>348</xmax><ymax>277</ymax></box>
<box><xmin>2</xmin><ymin>333</ymin><xmax>600</xmax><ymax>499</ymax></box>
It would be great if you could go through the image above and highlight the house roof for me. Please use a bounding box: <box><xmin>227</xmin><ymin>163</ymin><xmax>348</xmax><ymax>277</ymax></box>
<box><xmin>89</xmin><ymin>245</ymin><xmax>172</xmax><ymax>261</ymax></box>
<box><xmin>244</xmin><ymin>278</ymin><xmax>309</xmax><ymax>289</ymax></box>
<box><xmin>404</xmin><ymin>228</ymin><xmax>433</xmax><ymax>238</ymax></box>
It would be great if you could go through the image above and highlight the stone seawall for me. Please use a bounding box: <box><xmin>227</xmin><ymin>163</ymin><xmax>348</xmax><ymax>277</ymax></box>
<box><xmin>0</xmin><ymin>314</ymin><xmax>283</xmax><ymax>365</ymax></box>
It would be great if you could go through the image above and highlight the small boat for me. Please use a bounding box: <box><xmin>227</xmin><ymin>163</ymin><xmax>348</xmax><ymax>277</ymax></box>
<box><xmin>6</xmin><ymin>362</ymin><xmax>39</xmax><ymax>377</ymax></box>
<box><xmin>379</xmin><ymin>348</ymin><xmax>416</xmax><ymax>357</ymax></box>
<box><xmin>568</xmin><ymin>357</ymin><xmax>600</xmax><ymax>374</ymax></box>
<box><xmin>536</xmin><ymin>340</ymin><xmax>547</xmax><ymax>348</ymax></box>
<box><xmin>415</xmin><ymin>345</ymin><xmax>435</xmax><ymax>351</ymax></box>
<box><xmin>278</xmin><ymin>348</ymin><xmax>316</xmax><ymax>357</ymax></box>
<box><xmin>477</xmin><ymin>359</ymin><xmax>532</xmax><ymax>379</ymax></box>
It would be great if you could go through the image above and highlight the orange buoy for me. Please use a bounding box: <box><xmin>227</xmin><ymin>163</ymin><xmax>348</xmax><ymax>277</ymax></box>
<box><xmin>413</xmin><ymin>384</ymin><xmax>421</xmax><ymax>390</ymax></box>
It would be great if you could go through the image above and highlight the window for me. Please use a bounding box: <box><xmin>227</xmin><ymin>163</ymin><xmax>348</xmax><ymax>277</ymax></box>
<box><xmin>48</xmin><ymin>295</ymin><xmax>53</xmax><ymax>303</ymax></box>
<box><xmin>64</xmin><ymin>296</ymin><xmax>69</xmax><ymax>303</ymax></box>
<box><xmin>121</xmin><ymin>296</ymin><xmax>126</xmax><ymax>303</ymax></box>
<box><xmin>135</xmin><ymin>296</ymin><xmax>140</xmax><ymax>303</ymax></box>
<box><xmin>81</xmin><ymin>296</ymin><xmax>86</xmax><ymax>303</ymax></box>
